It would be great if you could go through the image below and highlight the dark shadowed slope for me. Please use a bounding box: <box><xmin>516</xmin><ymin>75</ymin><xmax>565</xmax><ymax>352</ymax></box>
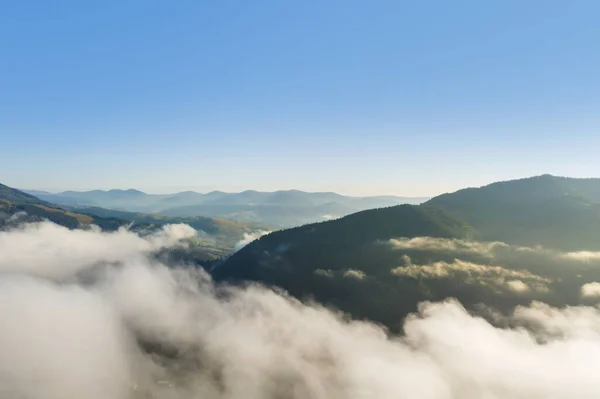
<box><xmin>215</xmin><ymin>175</ymin><xmax>600</xmax><ymax>330</ymax></box>
<box><xmin>426</xmin><ymin>174</ymin><xmax>600</xmax><ymax>250</ymax></box>
<box><xmin>213</xmin><ymin>205</ymin><xmax>475</xmax><ymax>329</ymax></box>
<box><xmin>217</xmin><ymin>205</ymin><xmax>474</xmax><ymax>275</ymax></box>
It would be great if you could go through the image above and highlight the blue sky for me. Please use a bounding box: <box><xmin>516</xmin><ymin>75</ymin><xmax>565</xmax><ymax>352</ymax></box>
<box><xmin>1</xmin><ymin>0</ymin><xmax>598</xmax><ymax>196</ymax></box>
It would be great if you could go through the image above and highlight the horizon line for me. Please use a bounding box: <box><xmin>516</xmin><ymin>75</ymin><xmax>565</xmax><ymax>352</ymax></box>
<box><xmin>19</xmin><ymin>186</ymin><xmax>432</xmax><ymax>199</ymax></box>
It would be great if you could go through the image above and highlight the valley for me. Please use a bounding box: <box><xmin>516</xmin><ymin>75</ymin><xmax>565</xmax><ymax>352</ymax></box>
<box><xmin>6</xmin><ymin>174</ymin><xmax>600</xmax><ymax>330</ymax></box>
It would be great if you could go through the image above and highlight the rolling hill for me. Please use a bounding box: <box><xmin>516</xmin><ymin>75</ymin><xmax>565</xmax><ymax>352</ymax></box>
<box><xmin>213</xmin><ymin>204</ymin><xmax>476</xmax><ymax>330</ymax></box>
<box><xmin>23</xmin><ymin>188</ymin><xmax>428</xmax><ymax>227</ymax></box>
<box><xmin>426</xmin><ymin>174</ymin><xmax>600</xmax><ymax>250</ymax></box>
<box><xmin>1</xmin><ymin>183</ymin><xmax>270</xmax><ymax>261</ymax></box>
<box><xmin>215</xmin><ymin>175</ymin><xmax>600</xmax><ymax>331</ymax></box>
<box><xmin>1</xmin><ymin>183</ymin><xmax>126</xmax><ymax>230</ymax></box>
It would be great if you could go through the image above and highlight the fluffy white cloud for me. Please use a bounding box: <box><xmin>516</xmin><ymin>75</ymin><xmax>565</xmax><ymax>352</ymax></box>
<box><xmin>581</xmin><ymin>282</ymin><xmax>600</xmax><ymax>298</ymax></box>
<box><xmin>391</xmin><ymin>259</ymin><xmax>550</xmax><ymax>293</ymax></box>
<box><xmin>0</xmin><ymin>221</ymin><xmax>195</xmax><ymax>279</ymax></box>
<box><xmin>506</xmin><ymin>279</ymin><xmax>530</xmax><ymax>293</ymax></box>
<box><xmin>388</xmin><ymin>236</ymin><xmax>600</xmax><ymax>264</ymax></box>
<box><xmin>343</xmin><ymin>269</ymin><xmax>366</xmax><ymax>280</ymax></box>
<box><xmin>562</xmin><ymin>251</ymin><xmax>600</xmax><ymax>262</ymax></box>
<box><xmin>234</xmin><ymin>230</ymin><xmax>271</xmax><ymax>252</ymax></box>
<box><xmin>389</xmin><ymin>236</ymin><xmax>508</xmax><ymax>256</ymax></box>
<box><xmin>2</xmin><ymin>222</ymin><xmax>600</xmax><ymax>398</ymax></box>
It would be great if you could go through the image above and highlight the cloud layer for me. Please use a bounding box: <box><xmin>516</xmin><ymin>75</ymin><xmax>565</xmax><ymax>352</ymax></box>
<box><xmin>234</xmin><ymin>230</ymin><xmax>271</xmax><ymax>252</ymax></box>
<box><xmin>581</xmin><ymin>282</ymin><xmax>600</xmax><ymax>298</ymax></box>
<box><xmin>389</xmin><ymin>236</ymin><xmax>600</xmax><ymax>263</ymax></box>
<box><xmin>391</xmin><ymin>257</ymin><xmax>551</xmax><ymax>293</ymax></box>
<box><xmin>2</xmin><ymin>222</ymin><xmax>600</xmax><ymax>398</ymax></box>
<box><xmin>0</xmin><ymin>222</ymin><xmax>195</xmax><ymax>279</ymax></box>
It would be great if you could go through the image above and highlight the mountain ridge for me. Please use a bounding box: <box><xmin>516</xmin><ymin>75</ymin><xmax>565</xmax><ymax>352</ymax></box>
<box><xmin>216</xmin><ymin>174</ymin><xmax>600</xmax><ymax>330</ymax></box>
<box><xmin>1</xmin><ymin>183</ymin><xmax>271</xmax><ymax>261</ymax></box>
<box><xmin>1</xmin><ymin>183</ymin><xmax>127</xmax><ymax>230</ymax></box>
<box><xmin>22</xmin><ymin>188</ymin><xmax>428</xmax><ymax>227</ymax></box>
<box><xmin>25</xmin><ymin>187</ymin><xmax>426</xmax><ymax>201</ymax></box>
<box><xmin>425</xmin><ymin>174</ymin><xmax>600</xmax><ymax>250</ymax></box>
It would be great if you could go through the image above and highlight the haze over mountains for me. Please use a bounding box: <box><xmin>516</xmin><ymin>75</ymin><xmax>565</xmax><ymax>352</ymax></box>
<box><xmin>1</xmin><ymin>183</ymin><xmax>269</xmax><ymax>261</ymax></box>
<box><xmin>24</xmin><ymin>188</ymin><xmax>427</xmax><ymax>227</ymax></box>
<box><xmin>4</xmin><ymin>174</ymin><xmax>600</xmax><ymax>398</ymax></box>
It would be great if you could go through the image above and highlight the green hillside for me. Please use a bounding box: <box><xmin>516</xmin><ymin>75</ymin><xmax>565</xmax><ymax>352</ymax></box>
<box><xmin>0</xmin><ymin>184</ymin><xmax>125</xmax><ymax>230</ymax></box>
<box><xmin>216</xmin><ymin>176</ymin><xmax>600</xmax><ymax>331</ymax></box>
<box><xmin>1</xmin><ymin>183</ymin><xmax>273</xmax><ymax>262</ymax></box>
<box><xmin>426</xmin><ymin>175</ymin><xmax>600</xmax><ymax>250</ymax></box>
<box><xmin>63</xmin><ymin>205</ymin><xmax>272</xmax><ymax>249</ymax></box>
<box><xmin>0</xmin><ymin>183</ymin><xmax>49</xmax><ymax>205</ymax></box>
<box><xmin>213</xmin><ymin>205</ymin><xmax>475</xmax><ymax>330</ymax></box>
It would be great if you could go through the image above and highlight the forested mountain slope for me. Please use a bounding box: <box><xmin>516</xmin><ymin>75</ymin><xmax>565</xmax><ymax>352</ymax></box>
<box><xmin>216</xmin><ymin>176</ymin><xmax>600</xmax><ymax>330</ymax></box>
<box><xmin>426</xmin><ymin>175</ymin><xmax>600</xmax><ymax>250</ymax></box>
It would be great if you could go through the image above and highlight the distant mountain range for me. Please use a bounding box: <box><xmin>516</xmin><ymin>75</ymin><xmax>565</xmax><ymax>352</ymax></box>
<box><xmin>1</xmin><ymin>184</ymin><xmax>270</xmax><ymax>261</ymax></box>
<box><xmin>216</xmin><ymin>175</ymin><xmax>600</xmax><ymax>330</ymax></box>
<box><xmin>1</xmin><ymin>183</ymin><xmax>127</xmax><ymax>231</ymax></box>
<box><xmin>22</xmin><ymin>188</ymin><xmax>428</xmax><ymax>227</ymax></box>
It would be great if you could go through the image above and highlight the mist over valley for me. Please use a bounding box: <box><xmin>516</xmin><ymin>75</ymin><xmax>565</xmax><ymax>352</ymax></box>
<box><xmin>2</xmin><ymin>175</ymin><xmax>600</xmax><ymax>398</ymax></box>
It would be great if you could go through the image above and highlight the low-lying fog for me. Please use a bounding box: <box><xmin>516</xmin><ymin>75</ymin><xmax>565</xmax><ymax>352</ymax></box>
<box><xmin>1</xmin><ymin>221</ymin><xmax>600</xmax><ymax>398</ymax></box>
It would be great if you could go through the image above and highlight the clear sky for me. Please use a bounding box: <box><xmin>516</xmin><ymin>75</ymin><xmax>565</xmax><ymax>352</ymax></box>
<box><xmin>1</xmin><ymin>0</ymin><xmax>599</xmax><ymax>196</ymax></box>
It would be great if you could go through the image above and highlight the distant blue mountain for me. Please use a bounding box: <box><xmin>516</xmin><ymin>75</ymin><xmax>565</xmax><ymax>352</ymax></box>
<box><xmin>22</xmin><ymin>188</ymin><xmax>428</xmax><ymax>227</ymax></box>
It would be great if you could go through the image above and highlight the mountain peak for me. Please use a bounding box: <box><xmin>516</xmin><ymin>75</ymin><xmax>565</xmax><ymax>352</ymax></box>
<box><xmin>107</xmin><ymin>189</ymin><xmax>147</xmax><ymax>195</ymax></box>
<box><xmin>426</xmin><ymin>175</ymin><xmax>600</xmax><ymax>250</ymax></box>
